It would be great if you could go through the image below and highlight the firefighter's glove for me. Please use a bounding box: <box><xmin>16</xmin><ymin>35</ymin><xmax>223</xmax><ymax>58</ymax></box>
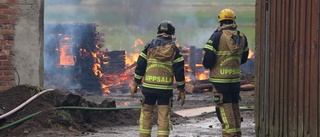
<box><xmin>130</xmin><ymin>82</ymin><xmax>138</xmax><ymax>98</ymax></box>
<box><xmin>177</xmin><ymin>89</ymin><xmax>186</xmax><ymax>106</ymax></box>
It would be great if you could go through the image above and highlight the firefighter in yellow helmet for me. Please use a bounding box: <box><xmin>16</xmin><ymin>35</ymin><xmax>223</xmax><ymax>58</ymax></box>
<box><xmin>202</xmin><ymin>9</ymin><xmax>249</xmax><ymax>137</ymax></box>
<box><xmin>131</xmin><ymin>20</ymin><xmax>186</xmax><ymax>137</ymax></box>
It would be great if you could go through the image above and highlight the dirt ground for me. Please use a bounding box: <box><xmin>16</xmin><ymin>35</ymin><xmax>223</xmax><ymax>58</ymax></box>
<box><xmin>0</xmin><ymin>84</ymin><xmax>255</xmax><ymax>137</ymax></box>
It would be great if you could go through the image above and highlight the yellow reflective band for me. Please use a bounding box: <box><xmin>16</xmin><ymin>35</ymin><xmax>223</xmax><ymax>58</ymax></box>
<box><xmin>169</xmin><ymin>111</ymin><xmax>172</xmax><ymax>130</ymax></box>
<box><xmin>134</xmin><ymin>73</ymin><xmax>143</xmax><ymax>80</ymax></box>
<box><xmin>145</xmin><ymin>63</ymin><xmax>173</xmax><ymax>74</ymax></box>
<box><xmin>139</xmin><ymin>107</ymin><xmax>144</xmax><ymax>129</ymax></box>
<box><xmin>220</xmin><ymin>107</ymin><xmax>229</xmax><ymax>129</ymax></box>
<box><xmin>140</xmin><ymin>52</ymin><xmax>147</xmax><ymax>60</ymax></box>
<box><xmin>176</xmin><ymin>81</ymin><xmax>185</xmax><ymax>86</ymax></box>
<box><xmin>173</xmin><ymin>56</ymin><xmax>184</xmax><ymax>63</ymax></box>
<box><xmin>148</xmin><ymin>59</ymin><xmax>173</xmax><ymax>65</ymax></box>
<box><xmin>139</xmin><ymin>107</ymin><xmax>151</xmax><ymax>134</ymax></box>
<box><xmin>219</xmin><ymin>56</ymin><xmax>241</xmax><ymax>66</ymax></box>
<box><xmin>142</xmin><ymin>83</ymin><xmax>173</xmax><ymax>90</ymax></box>
<box><xmin>216</xmin><ymin>50</ymin><xmax>243</xmax><ymax>55</ymax></box>
<box><xmin>158</xmin><ymin>130</ymin><xmax>170</xmax><ymax>135</ymax></box>
<box><xmin>222</xmin><ymin>128</ymin><xmax>238</xmax><ymax>133</ymax></box>
<box><xmin>244</xmin><ymin>46</ymin><xmax>249</xmax><ymax>52</ymax></box>
<box><xmin>209</xmin><ymin>78</ymin><xmax>240</xmax><ymax>83</ymax></box>
<box><xmin>139</xmin><ymin>129</ymin><xmax>151</xmax><ymax>134</ymax></box>
<box><xmin>204</xmin><ymin>44</ymin><xmax>214</xmax><ymax>52</ymax></box>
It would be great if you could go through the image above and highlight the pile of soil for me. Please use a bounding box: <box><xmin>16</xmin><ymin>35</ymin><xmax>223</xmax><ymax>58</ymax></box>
<box><xmin>0</xmin><ymin>85</ymin><xmax>144</xmax><ymax>137</ymax></box>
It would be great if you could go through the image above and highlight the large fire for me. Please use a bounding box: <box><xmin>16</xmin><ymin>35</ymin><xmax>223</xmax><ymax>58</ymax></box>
<box><xmin>57</xmin><ymin>36</ymin><xmax>253</xmax><ymax>96</ymax></box>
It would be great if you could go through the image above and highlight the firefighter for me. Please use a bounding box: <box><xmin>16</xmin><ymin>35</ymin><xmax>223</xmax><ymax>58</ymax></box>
<box><xmin>131</xmin><ymin>20</ymin><xmax>186</xmax><ymax>137</ymax></box>
<box><xmin>202</xmin><ymin>9</ymin><xmax>249</xmax><ymax>137</ymax></box>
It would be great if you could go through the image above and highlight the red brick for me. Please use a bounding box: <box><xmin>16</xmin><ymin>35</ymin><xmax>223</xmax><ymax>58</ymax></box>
<box><xmin>2</xmin><ymin>45</ymin><xmax>12</xmax><ymax>50</ymax></box>
<box><xmin>0</xmin><ymin>75</ymin><xmax>14</xmax><ymax>81</ymax></box>
<box><xmin>0</xmin><ymin>65</ymin><xmax>13</xmax><ymax>70</ymax></box>
<box><xmin>0</xmin><ymin>4</ymin><xmax>8</xmax><ymax>9</ymax></box>
<box><xmin>0</xmin><ymin>14</ymin><xmax>7</xmax><ymax>19</ymax></box>
<box><xmin>2</xmin><ymin>60</ymin><xmax>10</xmax><ymax>65</ymax></box>
<box><xmin>0</xmin><ymin>19</ymin><xmax>14</xmax><ymax>24</ymax></box>
<box><xmin>1</xmin><ymin>29</ymin><xmax>14</xmax><ymax>35</ymax></box>
<box><xmin>1</xmin><ymin>40</ymin><xmax>6</xmax><ymax>45</ymax></box>
<box><xmin>4</xmin><ymin>9</ymin><xmax>16</xmax><ymax>14</ymax></box>
<box><xmin>3</xmin><ymin>35</ymin><xmax>14</xmax><ymax>40</ymax></box>
<box><xmin>7</xmin><ymin>40</ymin><xmax>13</xmax><ymax>44</ymax></box>
<box><xmin>8</xmin><ymin>0</ymin><xmax>16</xmax><ymax>4</ymax></box>
<box><xmin>3</xmin><ymin>70</ymin><xmax>14</xmax><ymax>75</ymax></box>
<box><xmin>8</xmin><ymin>15</ymin><xmax>15</xmax><ymax>20</ymax></box>
<box><xmin>0</xmin><ymin>86</ymin><xmax>12</xmax><ymax>91</ymax></box>
<box><xmin>0</xmin><ymin>55</ymin><xmax>8</xmax><ymax>60</ymax></box>
<box><xmin>0</xmin><ymin>0</ymin><xmax>8</xmax><ymax>3</ymax></box>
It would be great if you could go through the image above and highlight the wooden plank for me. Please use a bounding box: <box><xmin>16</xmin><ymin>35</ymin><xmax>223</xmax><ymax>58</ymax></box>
<box><xmin>260</xmin><ymin>1</ymin><xmax>267</xmax><ymax>135</ymax></box>
<box><xmin>277</xmin><ymin>0</ymin><xmax>285</xmax><ymax>135</ymax></box>
<box><xmin>174</xmin><ymin>106</ymin><xmax>215</xmax><ymax>117</ymax></box>
<box><xmin>254</xmin><ymin>0</ymin><xmax>263</xmax><ymax>135</ymax></box>
<box><xmin>318</xmin><ymin>1</ymin><xmax>320</xmax><ymax>134</ymax></box>
<box><xmin>309</xmin><ymin>0</ymin><xmax>319</xmax><ymax>136</ymax></box>
<box><xmin>305</xmin><ymin>0</ymin><xmax>312</xmax><ymax>136</ymax></box>
<box><xmin>281</xmin><ymin>0</ymin><xmax>293</xmax><ymax>137</ymax></box>
<box><xmin>273</xmin><ymin>0</ymin><xmax>282</xmax><ymax>136</ymax></box>
<box><xmin>289</xmin><ymin>0</ymin><xmax>299</xmax><ymax>136</ymax></box>
<box><xmin>268</xmin><ymin>0</ymin><xmax>276</xmax><ymax>135</ymax></box>
<box><xmin>293</xmin><ymin>0</ymin><xmax>304</xmax><ymax>136</ymax></box>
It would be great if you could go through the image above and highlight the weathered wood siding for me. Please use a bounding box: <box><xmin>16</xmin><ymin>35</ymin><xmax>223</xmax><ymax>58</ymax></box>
<box><xmin>255</xmin><ymin>0</ymin><xmax>320</xmax><ymax>136</ymax></box>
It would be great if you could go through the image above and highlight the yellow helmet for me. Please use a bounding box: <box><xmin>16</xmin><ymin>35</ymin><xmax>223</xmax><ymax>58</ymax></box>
<box><xmin>218</xmin><ymin>9</ymin><xmax>236</xmax><ymax>22</ymax></box>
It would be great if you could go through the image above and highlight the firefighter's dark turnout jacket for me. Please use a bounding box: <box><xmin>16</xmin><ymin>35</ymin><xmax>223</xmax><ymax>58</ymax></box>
<box><xmin>203</xmin><ymin>24</ymin><xmax>249</xmax><ymax>83</ymax></box>
<box><xmin>203</xmin><ymin>24</ymin><xmax>249</xmax><ymax>137</ymax></box>
<box><xmin>134</xmin><ymin>34</ymin><xmax>185</xmax><ymax>94</ymax></box>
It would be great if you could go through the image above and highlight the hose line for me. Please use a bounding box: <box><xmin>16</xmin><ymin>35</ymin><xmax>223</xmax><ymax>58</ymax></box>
<box><xmin>0</xmin><ymin>105</ymin><xmax>254</xmax><ymax>132</ymax></box>
<box><xmin>187</xmin><ymin>106</ymin><xmax>255</xmax><ymax>118</ymax></box>
<box><xmin>0</xmin><ymin>106</ymin><xmax>141</xmax><ymax>132</ymax></box>
<box><xmin>0</xmin><ymin>89</ymin><xmax>55</xmax><ymax>120</ymax></box>
<box><xmin>57</xmin><ymin>106</ymin><xmax>141</xmax><ymax>111</ymax></box>
<box><xmin>0</xmin><ymin>111</ymin><xmax>42</xmax><ymax>131</ymax></box>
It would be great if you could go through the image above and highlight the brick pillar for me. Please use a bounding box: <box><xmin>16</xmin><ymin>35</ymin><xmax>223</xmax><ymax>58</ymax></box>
<box><xmin>0</xmin><ymin>0</ymin><xmax>17</xmax><ymax>91</ymax></box>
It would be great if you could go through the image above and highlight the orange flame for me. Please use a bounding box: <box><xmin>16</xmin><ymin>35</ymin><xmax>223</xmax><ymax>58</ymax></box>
<box><xmin>125</xmin><ymin>53</ymin><xmax>139</xmax><ymax>66</ymax></box>
<box><xmin>56</xmin><ymin>37</ymin><xmax>75</xmax><ymax>66</ymax></box>
<box><xmin>133</xmin><ymin>38</ymin><xmax>144</xmax><ymax>48</ymax></box>
<box><xmin>248</xmin><ymin>49</ymin><xmax>255</xmax><ymax>59</ymax></box>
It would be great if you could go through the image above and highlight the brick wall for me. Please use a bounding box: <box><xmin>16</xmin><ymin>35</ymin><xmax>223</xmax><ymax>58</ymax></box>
<box><xmin>0</xmin><ymin>0</ymin><xmax>17</xmax><ymax>91</ymax></box>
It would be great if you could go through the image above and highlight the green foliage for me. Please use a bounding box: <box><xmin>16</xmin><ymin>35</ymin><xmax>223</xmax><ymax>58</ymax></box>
<box><xmin>45</xmin><ymin>110</ymin><xmax>74</xmax><ymax>127</ymax></box>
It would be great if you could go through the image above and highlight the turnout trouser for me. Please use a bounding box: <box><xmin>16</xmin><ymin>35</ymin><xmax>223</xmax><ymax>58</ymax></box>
<box><xmin>213</xmin><ymin>83</ymin><xmax>242</xmax><ymax>137</ymax></box>
<box><xmin>139</xmin><ymin>104</ymin><xmax>154</xmax><ymax>137</ymax></box>
<box><xmin>157</xmin><ymin>105</ymin><xmax>171</xmax><ymax>137</ymax></box>
<box><xmin>139</xmin><ymin>89</ymin><xmax>173</xmax><ymax>137</ymax></box>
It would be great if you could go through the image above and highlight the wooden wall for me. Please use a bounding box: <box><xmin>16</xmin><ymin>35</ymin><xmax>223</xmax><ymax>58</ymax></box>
<box><xmin>255</xmin><ymin>0</ymin><xmax>320</xmax><ymax>136</ymax></box>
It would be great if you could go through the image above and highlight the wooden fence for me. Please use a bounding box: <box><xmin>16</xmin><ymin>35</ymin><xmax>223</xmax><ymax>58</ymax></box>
<box><xmin>255</xmin><ymin>0</ymin><xmax>320</xmax><ymax>136</ymax></box>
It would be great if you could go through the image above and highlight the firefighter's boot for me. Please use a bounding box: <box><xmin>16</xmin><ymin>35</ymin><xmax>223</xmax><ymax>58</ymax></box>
<box><xmin>139</xmin><ymin>104</ymin><xmax>154</xmax><ymax>137</ymax></box>
<box><xmin>219</xmin><ymin>103</ymin><xmax>237</xmax><ymax>137</ymax></box>
<box><xmin>233</xmin><ymin>103</ymin><xmax>242</xmax><ymax>136</ymax></box>
<box><xmin>157</xmin><ymin>105</ymin><xmax>171</xmax><ymax>137</ymax></box>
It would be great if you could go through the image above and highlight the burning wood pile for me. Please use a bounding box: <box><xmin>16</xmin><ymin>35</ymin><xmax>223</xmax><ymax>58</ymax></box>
<box><xmin>44</xmin><ymin>23</ymin><xmax>254</xmax><ymax>96</ymax></box>
<box><xmin>44</xmin><ymin>23</ymin><xmax>131</xmax><ymax>95</ymax></box>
